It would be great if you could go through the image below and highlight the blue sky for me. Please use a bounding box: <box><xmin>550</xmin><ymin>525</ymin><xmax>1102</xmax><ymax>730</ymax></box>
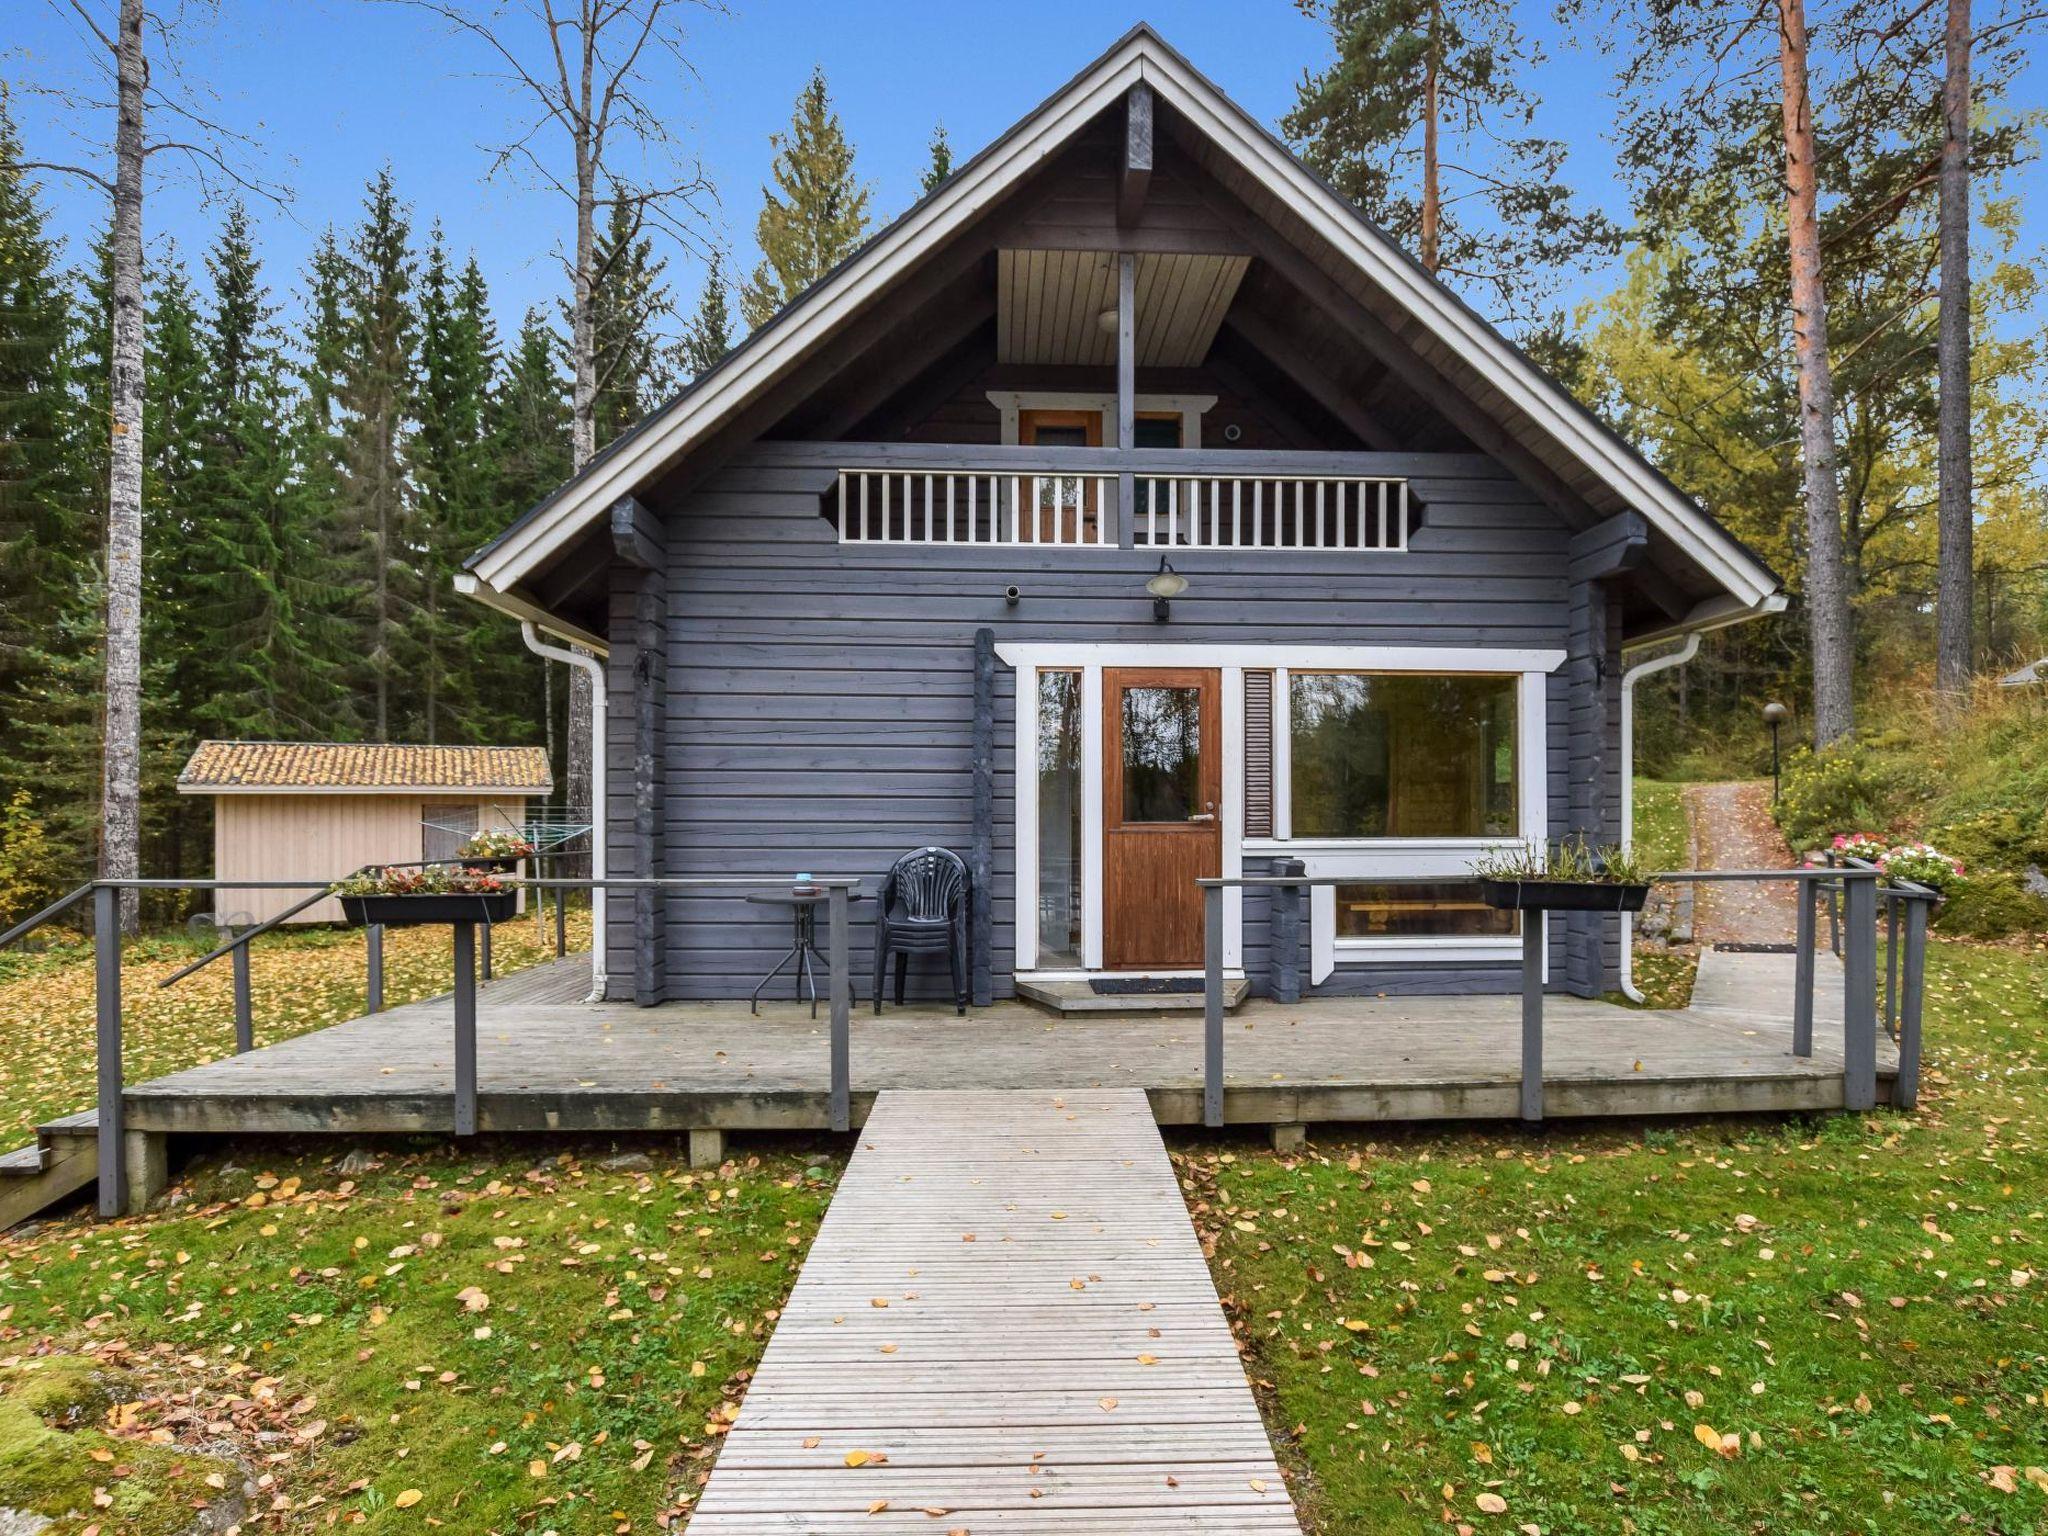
<box><xmin>9</xmin><ymin>1</ymin><xmax>2044</xmax><ymax>344</ymax></box>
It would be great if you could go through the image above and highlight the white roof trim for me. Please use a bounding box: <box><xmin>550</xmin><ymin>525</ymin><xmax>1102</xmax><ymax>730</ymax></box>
<box><xmin>470</xmin><ymin>27</ymin><xmax>1777</xmax><ymax>614</ymax></box>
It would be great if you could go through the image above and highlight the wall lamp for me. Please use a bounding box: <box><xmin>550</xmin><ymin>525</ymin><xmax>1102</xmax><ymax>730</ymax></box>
<box><xmin>1146</xmin><ymin>555</ymin><xmax>1187</xmax><ymax>622</ymax></box>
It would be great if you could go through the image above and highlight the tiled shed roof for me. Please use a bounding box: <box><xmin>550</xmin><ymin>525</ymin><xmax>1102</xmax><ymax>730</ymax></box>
<box><xmin>179</xmin><ymin>741</ymin><xmax>553</xmax><ymax>793</ymax></box>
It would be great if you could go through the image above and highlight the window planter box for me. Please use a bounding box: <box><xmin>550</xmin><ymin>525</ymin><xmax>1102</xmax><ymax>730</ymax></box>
<box><xmin>1480</xmin><ymin>879</ymin><xmax>1649</xmax><ymax>913</ymax></box>
<box><xmin>458</xmin><ymin>855</ymin><xmax>524</xmax><ymax>874</ymax></box>
<box><xmin>340</xmin><ymin>892</ymin><xmax>518</xmax><ymax>928</ymax></box>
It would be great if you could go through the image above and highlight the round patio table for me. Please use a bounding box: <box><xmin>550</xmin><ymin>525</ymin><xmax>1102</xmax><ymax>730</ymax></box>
<box><xmin>745</xmin><ymin>891</ymin><xmax>866</xmax><ymax>1018</ymax></box>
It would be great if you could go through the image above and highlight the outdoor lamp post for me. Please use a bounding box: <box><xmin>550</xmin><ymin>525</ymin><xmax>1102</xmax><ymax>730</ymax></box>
<box><xmin>1146</xmin><ymin>556</ymin><xmax>1187</xmax><ymax>622</ymax></box>
<box><xmin>1762</xmin><ymin>701</ymin><xmax>1790</xmax><ymax>802</ymax></box>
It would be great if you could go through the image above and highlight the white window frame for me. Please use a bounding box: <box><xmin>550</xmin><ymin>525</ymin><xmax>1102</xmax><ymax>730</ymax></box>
<box><xmin>988</xmin><ymin>390</ymin><xmax>1217</xmax><ymax>448</ymax></box>
<box><xmin>1001</xmin><ymin>643</ymin><xmax>1561</xmax><ymax>982</ymax></box>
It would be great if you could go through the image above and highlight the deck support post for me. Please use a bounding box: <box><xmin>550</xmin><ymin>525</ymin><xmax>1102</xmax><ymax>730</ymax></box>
<box><xmin>970</xmin><ymin>629</ymin><xmax>994</xmax><ymax>1007</ymax></box>
<box><xmin>1792</xmin><ymin>880</ymin><xmax>1816</xmax><ymax>1057</ymax></box>
<box><xmin>1520</xmin><ymin>917</ymin><xmax>1545</xmax><ymax>1123</ymax></box>
<box><xmin>94</xmin><ymin>883</ymin><xmax>127</xmax><ymax>1219</ymax></box>
<box><xmin>1894</xmin><ymin>896</ymin><xmax>1927</xmax><ymax>1110</ymax></box>
<box><xmin>232</xmin><ymin>938</ymin><xmax>253</xmax><ymax>1054</ymax></box>
<box><xmin>688</xmin><ymin>1128</ymin><xmax>726</xmax><ymax>1169</ymax></box>
<box><xmin>1270</xmin><ymin>1123</ymin><xmax>1305</xmax><ymax>1155</ymax></box>
<box><xmin>1842</xmin><ymin>875</ymin><xmax>1879</xmax><ymax>1113</ymax></box>
<box><xmin>1203</xmin><ymin>883</ymin><xmax>1224</xmax><ymax>1128</ymax></box>
<box><xmin>452</xmin><ymin>921</ymin><xmax>479</xmax><ymax>1136</ymax></box>
<box><xmin>366</xmin><ymin>923</ymin><xmax>385</xmax><ymax>1014</ymax></box>
<box><xmin>122</xmin><ymin>1129</ymin><xmax>166</xmax><ymax>1216</ymax></box>
<box><xmin>828</xmin><ymin>885</ymin><xmax>850</xmax><ymax>1133</ymax></box>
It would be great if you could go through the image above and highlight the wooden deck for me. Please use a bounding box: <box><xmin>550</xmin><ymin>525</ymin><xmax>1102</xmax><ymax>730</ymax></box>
<box><xmin>687</xmin><ymin>1089</ymin><xmax>1301</xmax><ymax>1533</ymax></box>
<box><xmin>113</xmin><ymin>947</ymin><xmax>1899</xmax><ymax>1137</ymax></box>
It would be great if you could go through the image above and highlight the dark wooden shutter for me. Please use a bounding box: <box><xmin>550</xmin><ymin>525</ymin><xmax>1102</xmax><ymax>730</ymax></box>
<box><xmin>1244</xmin><ymin>671</ymin><xmax>1274</xmax><ymax>837</ymax></box>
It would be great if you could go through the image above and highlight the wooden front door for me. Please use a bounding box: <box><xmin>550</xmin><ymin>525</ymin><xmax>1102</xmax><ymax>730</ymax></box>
<box><xmin>1103</xmin><ymin>668</ymin><xmax>1221</xmax><ymax>969</ymax></box>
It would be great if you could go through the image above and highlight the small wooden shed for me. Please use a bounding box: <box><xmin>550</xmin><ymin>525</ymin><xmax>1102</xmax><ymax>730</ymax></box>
<box><xmin>178</xmin><ymin>741</ymin><xmax>554</xmax><ymax>925</ymax></box>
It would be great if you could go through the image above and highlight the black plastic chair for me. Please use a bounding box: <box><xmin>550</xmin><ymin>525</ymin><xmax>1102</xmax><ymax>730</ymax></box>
<box><xmin>872</xmin><ymin>846</ymin><xmax>969</xmax><ymax>1015</ymax></box>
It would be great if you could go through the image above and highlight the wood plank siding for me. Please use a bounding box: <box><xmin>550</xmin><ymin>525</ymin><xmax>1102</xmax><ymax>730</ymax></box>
<box><xmin>603</xmin><ymin>448</ymin><xmax>1614</xmax><ymax>1002</ymax></box>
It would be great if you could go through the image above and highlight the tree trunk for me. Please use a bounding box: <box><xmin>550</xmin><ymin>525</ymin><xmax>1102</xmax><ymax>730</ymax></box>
<box><xmin>1419</xmin><ymin>0</ymin><xmax>1441</xmax><ymax>272</ymax></box>
<box><xmin>1934</xmin><ymin>0</ymin><xmax>1974</xmax><ymax>704</ymax></box>
<box><xmin>564</xmin><ymin>55</ymin><xmax>598</xmax><ymax>879</ymax></box>
<box><xmin>101</xmin><ymin>0</ymin><xmax>148</xmax><ymax>934</ymax></box>
<box><xmin>1775</xmin><ymin>0</ymin><xmax>1855</xmax><ymax>747</ymax></box>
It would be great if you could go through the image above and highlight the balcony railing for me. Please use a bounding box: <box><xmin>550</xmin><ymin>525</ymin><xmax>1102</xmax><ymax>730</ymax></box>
<box><xmin>834</xmin><ymin>466</ymin><xmax>1409</xmax><ymax>551</ymax></box>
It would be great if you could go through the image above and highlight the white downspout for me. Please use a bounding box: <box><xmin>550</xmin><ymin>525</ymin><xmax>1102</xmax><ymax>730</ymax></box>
<box><xmin>1619</xmin><ymin>631</ymin><xmax>1700</xmax><ymax>1002</ymax></box>
<box><xmin>521</xmin><ymin>622</ymin><xmax>607</xmax><ymax>1001</ymax></box>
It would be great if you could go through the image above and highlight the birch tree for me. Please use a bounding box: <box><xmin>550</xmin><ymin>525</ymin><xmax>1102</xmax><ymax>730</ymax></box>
<box><xmin>386</xmin><ymin>0</ymin><xmax>715</xmax><ymax>864</ymax></box>
<box><xmin>4</xmin><ymin>0</ymin><xmax>283</xmax><ymax>926</ymax></box>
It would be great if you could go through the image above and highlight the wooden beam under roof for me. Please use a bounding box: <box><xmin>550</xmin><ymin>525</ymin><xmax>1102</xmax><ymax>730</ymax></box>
<box><xmin>1118</xmin><ymin>81</ymin><xmax>1153</xmax><ymax>226</ymax></box>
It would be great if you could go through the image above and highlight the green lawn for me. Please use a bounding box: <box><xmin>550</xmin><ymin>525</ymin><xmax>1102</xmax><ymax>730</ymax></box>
<box><xmin>1186</xmin><ymin>938</ymin><xmax>2048</xmax><ymax>1532</ymax></box>
<box><xmin>1633</xmin><ymin>777</ymin><xmax>1691</xmax><ymax>873</ymax></box>
<box><xmin>0</xmin><ymin>911</ymin><xmax>591</xmax><ymax>1148</ymax></box>
<box><xmin>0</xmin><ymin>1137</ymin><xmax>836</xmax><ymax>1532</ymax></box>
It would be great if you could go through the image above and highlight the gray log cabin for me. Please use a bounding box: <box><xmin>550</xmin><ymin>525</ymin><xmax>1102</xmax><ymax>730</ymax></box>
<box><xmin>458</xmin><ymin>25</ymin><xmax>1784</xmax><ymax>1010</ymax></box>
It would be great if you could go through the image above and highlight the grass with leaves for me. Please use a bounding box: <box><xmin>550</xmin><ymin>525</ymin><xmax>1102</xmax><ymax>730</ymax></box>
<box><xmin>0</xmin><ymin>911</ymin><xmax>590</xmax><ymax>1148</ymax></box>
<box><xmin>0</xmin><ymin>1137</ymin><xmax>836</xmax><ymax>1531</ymax></box>
<box><xmin>1186</xmin><ymin>937</ymin><xmax>2048</xmax><ymax>1533</ymax></box>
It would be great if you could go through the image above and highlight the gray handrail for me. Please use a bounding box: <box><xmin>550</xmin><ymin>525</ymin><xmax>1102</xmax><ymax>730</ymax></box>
<box><xmin>1193</xmin><ymin>864</ymin><xmax>1917</xmax><ymax>1130</ymax></box>
<box><xmin>0</xmin><ymin>881</ymin><xmax>96</xmax><ymax>950</ymax></box>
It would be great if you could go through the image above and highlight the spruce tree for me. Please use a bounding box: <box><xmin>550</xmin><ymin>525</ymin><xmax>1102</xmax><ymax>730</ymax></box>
<box><xmin>333</xmin><ymin>168</ymin><xmax>419</xmax><ymax>740</ymax></box>
<box><xmin>678</xmin><ymin>251</ymin><xmax>733</xmax><ymax>380</ymax></box>
<box><xmin>1285</xmin><ymin>0</ymin><xmax>1621</xmax><ymax>323</ymax></box>
<box><xmin>742</xmin><ymin>68</ymin><xmax>872</xmax><ymax>329</ymax></box>
<box><xmin>414</xmin><ymin>232</ymin><xmax>503</xmax><ymax>742</ymax></box>
<box><xmin>0</xmin><ymin>95</ymin><xmax>91</xmax><ymax>754</ymax></box>
<box><xmin>587</xmin><ymin>199</ymin><xmax>672</xmax><ymax>447</ymax></box>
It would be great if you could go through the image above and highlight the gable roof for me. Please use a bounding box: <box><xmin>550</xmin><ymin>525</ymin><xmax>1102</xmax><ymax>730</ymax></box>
<box><xmin>179</xmin><ymin>741</ymin><xmax>553</xmax><ymax>795</ymax></box>
<box><xmin>465</xmin><ymin>23</ymin><xmax>1780</xmax><ymax>630</ymax></box>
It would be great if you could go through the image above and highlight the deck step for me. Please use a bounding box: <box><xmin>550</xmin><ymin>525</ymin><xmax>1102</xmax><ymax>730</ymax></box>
<box><xmin>1016</xmin><ymin>976</ymin><xmax>1252</xmax><ymax>1016</ymax></box>
<box><xmin>0</xmin><ymin>1122</ymin><xmax>100</xmax><ymax>1230</ymax></box>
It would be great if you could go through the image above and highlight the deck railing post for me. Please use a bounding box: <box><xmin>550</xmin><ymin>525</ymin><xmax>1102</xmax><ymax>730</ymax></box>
<box><xmin>1895</xmin><ymin>896</ymin><xmax>1928</xmax><ymax>1110</ymax></box>
<box><xmin>1520</xmin><ymin>914</ymin><xmax>1545</xmax><ymax>1123</ymax></box>
<box><xmin>1884</xmin><ymin>895</ymin><xmax>1900</xmax><ymax>1040</ymax></box>
<box><xmin>1203</xmin><ymin>883</ymin><xmax>1224</xmax><ymax>1129</ymax></box>
<box><xmin>481</xmin><ymin>918</ymin><xmax>494</xmax><ymax>982</ymax></box>
<box><xmin>366</xmin><ymin>923</ymin><xmax>385</xmax><ymax>1014</ymax></box>
<box><xmin>1792</xmin><ymin>879</ymin><xmax>1816</xmax><ymax>1058</ymax></box>
<box><xmin>1270</xmin><ymin>859</ymin><xmax>1304</xmax><ymax>1004</ymax></box>
<box><xmin>1826</xmin><ymin>852</ymin><xmax>1843</xmax><ymax>957</ymax></box>
<box><xmin>1841</xmin><ymin>873</ymin><xmax>1879</xmax><ymax>1113</ymax></box>
<box><xmin>555</xmin><ymin>885</ymin><xmax>566</xmax><ymax>958</ymax></box>
<box><xmin>94</xmin><ymin>883</ymin><xmax>127</xmax><ymax>1219</ymax></box>
<box><xmin>452</xmin><ymin>921</ymin><xmax>478</xmax><ymax>1135</ymax></box>
<box><xmin>231</xmin><ymin>936</ymin><xmax>253</xmax><ymax>1054</ymax></box>
<box><xmin>828</xmin><ymin>885</ymin><xmax>850</xmax><ymax>1133</ymax></box>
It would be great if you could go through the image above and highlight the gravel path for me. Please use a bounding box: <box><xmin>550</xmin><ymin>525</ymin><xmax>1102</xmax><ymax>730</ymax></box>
<box><xmin>1684</xmin><ymin>779</ymin><xmax>1800</xmax><ymax>945</ymax></box>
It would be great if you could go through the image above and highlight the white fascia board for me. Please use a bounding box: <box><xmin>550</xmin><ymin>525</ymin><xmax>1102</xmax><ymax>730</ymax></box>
<box><xmin>470</xmin><ymin>43</ymin><xmax>1153</xmax><ymax>595</ymax></box>
<box><xmin>995</xmin><ymin>642</ymin><xmax>1565</xmax><ymax>673</ymax></box>
<box><xmin>454</xmin><ymin>572</ymin><xmax>610</xmax><ymax>655</ymax></box>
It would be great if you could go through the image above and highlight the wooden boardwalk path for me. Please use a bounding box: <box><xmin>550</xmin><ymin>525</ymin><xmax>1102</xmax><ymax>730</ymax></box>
<box><xmin>687</xmin><ymin>1089</ymin><xmax>1300</xmax><ymax>1533</ymax></box>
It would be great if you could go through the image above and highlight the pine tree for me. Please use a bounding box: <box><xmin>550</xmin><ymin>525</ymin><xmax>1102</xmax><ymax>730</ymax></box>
<box><xmin>920</xmin><ymin>124</ymin><xmax>954</xmax><ymax>195</ymax></box>
<box><xmin>587</xmin><ymin>199</ymin><xmax>672</xmax><ymax>447</ymax></box>
<box><xmin>678</xmin><ymin>251</ymin><xmax>733</xmax><ymax>380</ymax></box>
<box><xmin>333</xmin><ymin>168</ymin><xmax>419</xmax><ymax>740</ymax></box>
<box><xmin>1284</xmin><ymin>0</ymin><xmax>1621</xmax><ymax>323</ymax></box>
<box><xmin>742</xmin><ymin>68</ymin><xmax>872</xmax><ymax>329</ymax></box>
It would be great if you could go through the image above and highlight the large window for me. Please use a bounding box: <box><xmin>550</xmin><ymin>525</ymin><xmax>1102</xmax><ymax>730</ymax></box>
<box><xmin>1334</xmin><ymin>880</ymin><xmax>1517</xmax><ymax>939</ymax></box>
<box><xmin>1290</xmin><ymin>673</ymin><xmax>1517</xmax><ymax>839</ymax></box>
<box><xmin>1036</xmin><ymin>670</ymin><xmax>1084</xmax><ymax>967</ymax></box>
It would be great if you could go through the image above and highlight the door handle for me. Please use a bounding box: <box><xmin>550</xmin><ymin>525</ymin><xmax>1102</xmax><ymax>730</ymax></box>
<box><xmin>1187</xmin><ymin>812</ymin><xmax>1216</xmax><ymax>822</ymax></box>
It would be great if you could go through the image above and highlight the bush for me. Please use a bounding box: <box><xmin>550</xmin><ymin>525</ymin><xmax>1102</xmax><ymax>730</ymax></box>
<box><xmin>0</xmin><ymin>789</ymin><xmax>64</xmax><ymax>928</ymax></box>
<box><xmin>1934</xmin><ymin>871</ymin><xmax>2048</xmax><ymax>939</ymax></box>
<box><xmin>1773</xmin><ymin>743</ymin><xmax>1928</xmax><ymax>855</ymax></box>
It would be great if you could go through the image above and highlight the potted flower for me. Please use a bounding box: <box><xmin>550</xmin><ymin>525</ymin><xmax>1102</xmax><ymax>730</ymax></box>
<box><xmin>1829</xmin><ymin>832</ymin><xmax>1890</xmax><ymax>865</ymax></box>
<box><xmin>457</xmin><ymin>828</ymin><xmax>538</xmax><ymax>873</ymax></box>
<box><xmin>1875</xmin><ymin>841</ymin><xmax>1964</xmax><ymax>895</ymax></box>
<box><xmin>331</xmin><ymin>865</ymin><xmax>517</xmax><ymax>927</ymax></box>
<box><xmin>1471</xmin><ymin>837</ymin><xmax>1652</xmax><ymax>913</ymax></box>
